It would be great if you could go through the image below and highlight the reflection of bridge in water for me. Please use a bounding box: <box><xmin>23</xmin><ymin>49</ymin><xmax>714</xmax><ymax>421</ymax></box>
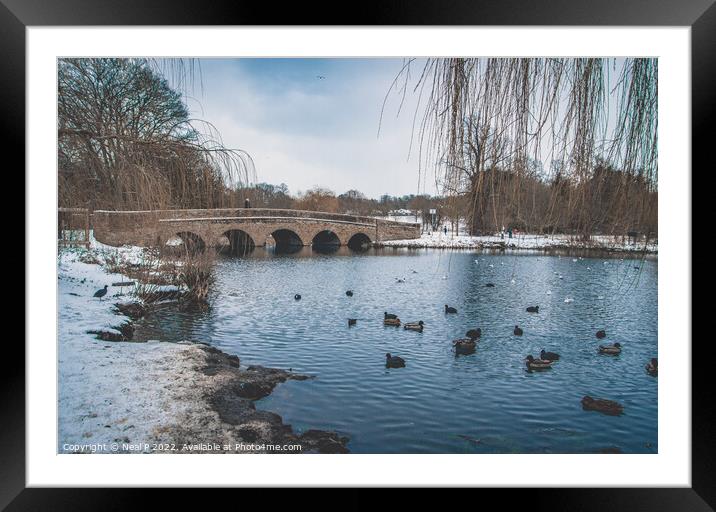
<box><xmin>92</xmin><ymin>208</ymin><xmax>421</xmax><ymax>253</ymax></box>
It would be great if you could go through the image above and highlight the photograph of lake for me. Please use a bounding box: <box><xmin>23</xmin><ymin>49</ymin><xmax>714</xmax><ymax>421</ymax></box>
<box><xmin>57</xmin><ymin>56</ymin><xmax>658</xmax><ymax>455</ymax></box>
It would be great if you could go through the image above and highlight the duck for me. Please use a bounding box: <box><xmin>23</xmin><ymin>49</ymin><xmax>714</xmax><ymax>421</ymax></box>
<box><xmin>596</xmin><ymin>329</ymin><xmax>606</xmax><ymax>339</ymax></box>
<box><xmin>581</xmin><ymin>395</ymin><xmax>624</xmax><ymax>416</ymax></box>
<box><xmin>93</xmin><ymin>285</ymin><xmax>109</xmax><ymax>301</ymax></box>
<box><xmin>385</xmin><ymin>353</ymin><xmax>406</xmax><ymax>368</ymax></box>
<box><xmin>598</xmin><ymin>342</ymin><xmax>622</xmax><ymax>355</ymax></box>
<box><xmin>485</xmin><ymin>283</ymin><xmax>495</xmax><ymax>288</ymax></box>
<box><xmin>564</xmin><ymin>298</ymin><xmax>574</xmax><ymax>303</ymax></box>
<box><xmin>396</xmin><ymin>278</ymin><xmax>406</xmax><ymax>283</ymax></box>
<box><xmin>540</xmin><ymin>349</ymin><xmax>560</xmax><ymax>361</ymax></box>
<box><xmin>404</xmin><ymin>321</ymin><xmax>424</xmax><ymax>332</ymax></box>
<box><xmin>453</xmin><ymin>338</ymin><xmax>477</xmax><ymax>355</ymax></box>
<box><xmin>525</xmin><ymin>355</ymin><xmax>552</xmax><ymax>370</ymax></box>
<box><xmin>384</xmin><ymin>318</ymin><xmax>401</xmax><ymax>327</ymax></box>
<box><xmin>348</xmin><ymin>318</ymin><xmax>357</xmax><ymax>326</ymax></box>
<box><xmin>645</xmin><ymin>357</ymin><xmax>658</xmax><ymax>377</ymax></box>
<box><xmin>444</xmin><ymin>305</ymin><xmax>458</xmax><ymax>314</ymax></box>
<box><xmin>345</xmin><ymin>290</ymin><xmax>353</xmax><ymax>297</ymax></box>
<box><xmin>513</xmin><ymin>325</ymin><xmax>523</xmax><ymax>336</ymax></box>
<box><xmin>384</xmin><ymin>312</ymin><xmax>398</xmax><ymax>320</ymax></box>
<box><xmin>526</xmin><ymin>305</ymin><xmax>539</xmax><ymax>313</ymax></box>
<box><xmin>465</xmin><ymin>328</ymin><xmax>482</xmax><ymax>340</ymax></box>
<box><xmin>294</xmin><ymin>294</ymin><xmax>301</xmax><ymax>300</ymax></box>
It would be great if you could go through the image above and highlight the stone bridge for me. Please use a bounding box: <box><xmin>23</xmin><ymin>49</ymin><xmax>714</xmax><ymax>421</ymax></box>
<box><xmin>92</xmin><ymin>208</ymin><xmax>421</xmax><ymax>252</ymax></box>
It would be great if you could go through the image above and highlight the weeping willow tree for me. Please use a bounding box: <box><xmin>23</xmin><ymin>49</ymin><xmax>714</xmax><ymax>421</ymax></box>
<box><xmin>58</xmin><ymin>58</ymin><xmax>254</xmax><ymax>211</ymax></box>
<box><xmin>386</xmin><ymin>58</ymin><xmax>657</xmax><ymax>238</ymax></box>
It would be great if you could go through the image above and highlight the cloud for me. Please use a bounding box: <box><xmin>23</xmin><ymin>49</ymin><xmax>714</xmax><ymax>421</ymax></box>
<box><xmin>189</xmin><ymin>58</ymin><xmax>437</xmax><ymax>198</ymax></box>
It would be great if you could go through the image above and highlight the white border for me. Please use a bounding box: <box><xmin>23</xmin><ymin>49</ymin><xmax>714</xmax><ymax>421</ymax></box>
<box><xmin>27</xmin><ymin>27</ymin><xmax>691</xmax><ymax>487</ymax></box>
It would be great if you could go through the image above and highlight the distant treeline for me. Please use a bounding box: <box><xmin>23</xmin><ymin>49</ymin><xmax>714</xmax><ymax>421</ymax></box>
<box><xmin>460</xmin><ymin>160</ymin><xmax>657</xmax><ymax>237</ymax></box>
<box><xmin>237</xmin><ymin>184</ymin><xmax>437</xmax><ymax>216</ymax></box>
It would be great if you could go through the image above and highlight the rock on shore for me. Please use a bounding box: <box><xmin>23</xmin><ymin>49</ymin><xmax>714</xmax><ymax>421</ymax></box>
<box><xmin>167</xmin><ymin>344</ymin><xmax>350</xmax><ymax>454</ymax></box>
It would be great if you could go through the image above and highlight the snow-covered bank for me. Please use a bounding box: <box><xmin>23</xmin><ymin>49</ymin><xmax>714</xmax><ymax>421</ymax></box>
<box><xmin>58</xmin><ymin>242</ymin><xmax>349</xmax><ymax>453</ymax></box>
<box><xmin>376</xmin><ymin>232</ymin><xmax>658</xmax><ymax>254</ymax></box>
<box><xmin>58</xmin><ymin>246</ymin><xmax>205</xmax><ymax>452</ymax></box>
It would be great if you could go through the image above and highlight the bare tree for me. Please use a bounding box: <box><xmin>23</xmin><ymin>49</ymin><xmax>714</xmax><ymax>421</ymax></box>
<box><xmin>294</xmin><ymin>187</ymin><xmax>340</xmax><ymax>213</ymax></box>
<box><xmin>58</xmin><ymin>58</ymin><xmax>254</xmax><ymax>211</ymax></box>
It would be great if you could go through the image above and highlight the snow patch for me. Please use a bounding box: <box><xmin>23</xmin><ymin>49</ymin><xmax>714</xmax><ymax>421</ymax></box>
<box><xmin>376</xmin><ymin>232</ymin><xmax>657</xmax><ymax>253</ymax></box>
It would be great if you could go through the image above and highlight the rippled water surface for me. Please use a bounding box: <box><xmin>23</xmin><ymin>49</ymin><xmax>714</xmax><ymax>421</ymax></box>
<box><xmin>135</xmin><ymin>248</ymin><xmax>658</xmax><ymax>453</ymax></box>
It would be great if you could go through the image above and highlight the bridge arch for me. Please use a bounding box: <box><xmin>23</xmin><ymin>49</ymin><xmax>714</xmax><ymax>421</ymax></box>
<box><xmin>347</xmin><ymin>232</ymin><xmax>372</xmax><ymax>251</ymax></box>
<box><xmin>168</xmin><ymin>231</ymin><xmax>206</xmax><ymax>254</ymax></box>
<box><xmin>221</xmin><ymin>229</ymin><xmax>256</xmax><ymax>256</ymax></box>
<box><xmin>311</xmin><ymin>230</ymin><xmax>341</xmax><ymax>253</ymax></box>
<box><xmin>268</xmin><ymin>228</ymin><xmax>304</xmax><ymax>253</ymax></box>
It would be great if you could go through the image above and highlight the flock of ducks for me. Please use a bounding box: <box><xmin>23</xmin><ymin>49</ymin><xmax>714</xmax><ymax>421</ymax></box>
<box><xmin>304</xmin><ymin>278</ymin><xmax>657</xmax><ymax>418</ymax></box>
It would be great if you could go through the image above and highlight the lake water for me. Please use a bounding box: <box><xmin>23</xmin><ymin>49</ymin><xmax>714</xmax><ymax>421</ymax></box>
<box><xmin>134</xmin><ymin>247</ymin><xmax>658</xmax><ymax>454</ymax></box>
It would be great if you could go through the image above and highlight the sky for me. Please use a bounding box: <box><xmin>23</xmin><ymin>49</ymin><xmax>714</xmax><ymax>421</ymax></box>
<box><xmin>186</xmin><ymin>58</ymin><xmax>434</xmax><ymax>199</ymax></box>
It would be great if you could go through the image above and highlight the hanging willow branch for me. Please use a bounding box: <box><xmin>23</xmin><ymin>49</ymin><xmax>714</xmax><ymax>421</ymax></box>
<box><xmin>384</xmin><ymin>58</ymin><xmax>658</xmax><ymax>237</ymax></box>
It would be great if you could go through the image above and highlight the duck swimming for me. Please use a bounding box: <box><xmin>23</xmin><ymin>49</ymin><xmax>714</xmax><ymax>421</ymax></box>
<box><xmin>453</xmin><ymin>338</ymin><xmax>476</xmax><ymax>355</ymax></box>
<box><xmin>465</xmin><ymin>328</ymin><xmax>482</xmax><ymax>340</ymax></box>
<box><xmin>598</xmin><ymin>342</ymin><xmax>622</xmax><ymax>355</ymax></box>
<box><xmin>485</xmin><ymin>283</ymin><xmax>495</xmax><ymax>288</ymax></box>
<box><xmin>645</xmin><ymin>357</ymin><xmax>658</xmax><ymax>377</ymax></box>
<box><xmin>540</xmin><ymin>349</ymin><xmax>560</xmax><ymax>361</ymax></box>
<box><xmin>385</xmin><ymin>353</ymin><xmax>406</xmax><ymax>368</ymax></box>
<box><xmin>384</xmin><ymin>318</ymin><xmax>401</xmax><ymax>327</ymax></box>
<box><xmin>513</xmin><ymin>325</ymin><xmax>523</xmax><ymax>336</ymax></box>
<box><xmin>596</xmin><ymin>329</ymin><xmax>606</xmax><ymax>339</ymax></box>
<box><xmin>581</xmin><ymin>395</ymin><xmax>624</xmax><ymax>416</ymax></box>
<box><xmin>348</xmin><ymin>318</ymin><xmax>357</xmax><ymax>326</ymax></box>
<box><xmin>346</xmin><ymin>290</ymin><xmax>353</xmax><ymax>297</ymax></box>
<box><xmin>444</xmin><ymin>305</ymin><xmax>458</xmax><ymax>314</ymax></box>
<box><xmin>525</xmin><ymin>355</ymin><xmax>552</xmax><ymax>370</ymax></box>
<box><xmin>294</xmin><ymin>294</ymin><xmax>301</xmax><ymax>300</ymax></box>
<box><xmin>526</xmin><ymin>305</ymin><xmax>539</xmax><ymax>313</ymax></box>
<box><xmin>384</xmin><ymin>312</ymin><xmax>398</xmax><ymax>320</ymax></box>
<box><xmin>404</xmin><ymin>321</ymin><xmax>424</xmax><ymax>332</ymax></box>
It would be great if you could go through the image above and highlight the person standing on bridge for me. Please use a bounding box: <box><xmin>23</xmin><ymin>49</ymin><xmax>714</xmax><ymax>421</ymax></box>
<box><xmin>244</xmin><ymin>198</ymin><xmax>251</xmax><ymax>209</ymax></box>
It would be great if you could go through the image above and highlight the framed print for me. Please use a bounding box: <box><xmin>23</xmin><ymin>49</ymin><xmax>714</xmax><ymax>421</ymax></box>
<box><xmin>9</xmin><ymin>0</ymin><xmax>711</xmax><ymax>507</ymax></box>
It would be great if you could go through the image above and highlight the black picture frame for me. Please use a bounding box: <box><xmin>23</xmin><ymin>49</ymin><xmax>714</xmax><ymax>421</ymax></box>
<box><xmin>8</xmin><ymin>0</ymin><xmax>710</xmax><ymax>508</ymax></box>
